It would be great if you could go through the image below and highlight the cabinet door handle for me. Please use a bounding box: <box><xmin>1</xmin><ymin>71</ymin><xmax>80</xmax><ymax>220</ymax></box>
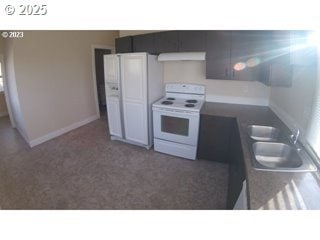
<box><xmin>225</xmin><ymin>68</ymin><xmax>228</xmax><ymax>77</ymax></box>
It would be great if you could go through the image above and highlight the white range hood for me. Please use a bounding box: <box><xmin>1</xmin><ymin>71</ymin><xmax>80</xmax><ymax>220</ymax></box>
<box><xmin>157</xmin><ymin>52</ymin><xmax>206</xmax><ymax>61</ymax></box>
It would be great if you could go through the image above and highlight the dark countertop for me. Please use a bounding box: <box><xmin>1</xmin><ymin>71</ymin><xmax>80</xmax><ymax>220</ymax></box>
<box><xmin>201</xmin><ymin>102</ymin><xmax>320</xmax><ymax>210</ymax></box>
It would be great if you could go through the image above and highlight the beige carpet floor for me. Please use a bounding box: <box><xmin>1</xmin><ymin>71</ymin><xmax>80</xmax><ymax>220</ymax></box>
<box><xmin>0</xmin><ymin>115</ymin><xmax>229</xmax><ymax>209</ymax></box>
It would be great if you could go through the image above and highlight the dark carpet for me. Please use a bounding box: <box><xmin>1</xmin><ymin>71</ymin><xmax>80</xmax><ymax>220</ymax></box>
<box><xmin>0</xmin><ymin>115</ymin><xmax>229</xmax><ymax>209</ymax></box>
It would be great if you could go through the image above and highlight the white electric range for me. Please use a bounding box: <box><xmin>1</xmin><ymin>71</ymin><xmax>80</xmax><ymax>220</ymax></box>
<box><xmin>152</xmin><ymin>83</ymin><xmax>205</xmax><ymax>160</ymax></box>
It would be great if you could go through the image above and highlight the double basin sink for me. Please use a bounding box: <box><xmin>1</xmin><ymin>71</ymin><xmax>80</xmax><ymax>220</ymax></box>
<box><xmin>247</xmin><ymin>125</ymin><xmax>317</xmax><ymax>172</ymax></box>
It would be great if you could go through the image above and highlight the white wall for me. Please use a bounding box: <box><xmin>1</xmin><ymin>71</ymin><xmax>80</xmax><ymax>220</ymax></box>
<box><xmin>163</xmin><ymin>61</ymin><xmax>271</xmax><ymax>106</ymax></box>
<box><xmin>269</xmin><ymin>64</ymin><xmax>318</xmax><ymax>132</ymax></box>
<box><xmin>4</xmin><ymin>31</ymin><xmax>119</xmax><ymax>146</ymax></box>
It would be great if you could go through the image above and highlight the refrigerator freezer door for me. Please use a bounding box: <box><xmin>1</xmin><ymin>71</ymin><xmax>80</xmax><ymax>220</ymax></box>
<box><xmin>104</xmin><ymin>54</ymin><xmax>123</xmax><ymax>139</ymax></box>
<box><xmin>105</xmin><ymin>82</ymin><xmax>119</xmax><ymax>98</ymax></box>
<box><xmin>106</xmin><ymin>96</ymin><xmax>123</xmax><ymax>138</ymax></box>
<box><xmin>104</xmin><ymin>54</ymin><xmax>119</xmax><ymax>83</ymax></box>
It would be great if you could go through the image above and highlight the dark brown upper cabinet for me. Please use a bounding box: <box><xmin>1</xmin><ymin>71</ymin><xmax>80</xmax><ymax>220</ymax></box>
<box><xmin>259</xmin><ymin>30</ymin><xmax>293</xmax><ymax>87</ymax></box>
<box><xmin>132</xmin><ymin>30</ymin><xmax>206</xmax><ymax>54</ymax></box>
<box><xmin>205</xmin><ymin>30</ymin><xmax>292</xmax><ymax>86</ymax></box>
<box><xmin>115</xmin><ymin>36</ymin><xmax>133</xmax><ymax>53</ymax></box>
<box><xmin>118</xmin><ymin>30</ymin><xmax>308</xmax><ymax>86</ymax></box>
<box><xmin>132</xmin><ymin>33</ymin><xmax>155</xmax><ymax>54</ymax></box>
<box><xmin>206</xmin><ymin>31</ymin><xmax>271</xmax><ymax>81</ymax></box>
<box><xmin>154</xmin><ymin>31</ymin><xmax>179</xmax><ymax>54</ymax></box>
<box><xmin>205</xmin><ymin>31</ymin><xmax>232</xmax><ymax>80</ymax></box>
<box><xmin>259</xmin><ymin>30</ymin><xmax>318</xmax><ymax>87</ymax></box>
<box><xmin>231</xmin><ymin>31</ymin><xmax>271</xmax><ymax>82</ymax></box>
<box><xmin>178</xmin><ymin>31</ymin><xmax>206</xmax><ymax>52</ymax></box>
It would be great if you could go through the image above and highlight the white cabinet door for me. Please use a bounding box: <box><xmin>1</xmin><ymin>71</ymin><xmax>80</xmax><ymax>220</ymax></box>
<box><xmin>120</xmin><ymin>54</ymin><xmax>148</xmax><ymax>145</ymax></box>
<box><xmin>106</xmin><ymin>96</ymin><xmax>123</xmax><ymax>138</ymax></box>
<box><xmin>104</xmin><ymin>54</ymin><xmax>119</xmax><ymax>83</ymax></box>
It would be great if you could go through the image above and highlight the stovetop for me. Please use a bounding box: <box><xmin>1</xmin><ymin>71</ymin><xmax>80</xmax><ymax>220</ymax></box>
<box><xmin>153</xmin><ymin>96</ymin><xmax>204</xmax><ymax>112</ymax></box>
<box><xmin>152</xmin><ymin>83</ymin><xmax>205</xmax><ymax>113</ymax></box>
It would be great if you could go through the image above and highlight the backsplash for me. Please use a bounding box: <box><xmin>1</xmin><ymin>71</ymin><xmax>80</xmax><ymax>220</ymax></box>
<box><xmin>163</xmin><ymin>61</ymin><xmax>271</xmax><ymax>106</ymax></box>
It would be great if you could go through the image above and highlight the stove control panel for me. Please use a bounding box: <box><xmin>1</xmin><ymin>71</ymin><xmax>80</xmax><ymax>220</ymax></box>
<box><xmin>166</xmin><ymin>83</ymin><xmax>205</xmax><ymax>95</ymax></box>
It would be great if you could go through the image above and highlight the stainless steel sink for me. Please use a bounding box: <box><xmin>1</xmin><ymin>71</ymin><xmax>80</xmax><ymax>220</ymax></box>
<box><xmin>247</xmin><ymin>125</ymin><xmax>280</xmax><ymax>141</ymax></box>
<box><xmin>253</xmin><ymin>142</ymin><xmax>302</xmax><ymax>168</ymax></box>
<box><xmin>251</xmin><ymin>142</ymin><xmax>317</xmax><ymax>172</ymax></box>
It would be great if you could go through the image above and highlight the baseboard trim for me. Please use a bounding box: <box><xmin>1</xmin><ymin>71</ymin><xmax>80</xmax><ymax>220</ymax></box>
<box><xmin>16</xmin><ymin>125</ymin><xmax>30</xmax><ymax>144</ymax></box>
<box><xmin>206</xmin><ymin>95</ymin><xmax>269</xmax><ymax>106</ymax></box>
<box><xmin>29</xmin><ymin>115</ymin><xmax>100</xmax><ymax>147</ymax></box>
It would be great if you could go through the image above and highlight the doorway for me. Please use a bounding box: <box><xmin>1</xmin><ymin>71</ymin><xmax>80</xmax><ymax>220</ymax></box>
<box><xmin>0</xmin><ymin>60</ymin><xmax>8</xmax><ymax>117</ymax></box>
<box><xmin>94</xmin><ymin>48</ymin><xmax>112</xmax><ymax>115</ymax></box>
<box><xmin>0</xmin><ymin>56</ymin><xmax>27</xmax><ymax>155</ymax></box>
<box><xmin>0</xmin><ymin>53</ymin><xmax>17</xmax><ymax>149</ymax></box>
<box><xmin>0</xmin><ymin>55</ymin><xmax>14</xmax><ymax>127</ymax></box>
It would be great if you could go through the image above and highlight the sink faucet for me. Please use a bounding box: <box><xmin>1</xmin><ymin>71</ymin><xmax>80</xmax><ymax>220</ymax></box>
<box><xmin>290</xmin><ymin>129</ymin><xmax>300</xmax><ymax>145</ymax></box>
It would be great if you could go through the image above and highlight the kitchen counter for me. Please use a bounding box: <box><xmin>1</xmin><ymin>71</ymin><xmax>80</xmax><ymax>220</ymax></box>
<box><xmin>201</xmin><ymin>102</ymin><xmax>320</xmax><ymax>210</ymax></box>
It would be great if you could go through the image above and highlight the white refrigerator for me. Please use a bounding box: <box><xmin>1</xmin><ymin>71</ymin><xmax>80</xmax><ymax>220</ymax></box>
<box><xmin>104</xmin><ymin>53</ymin><xmax>163</xmax><ymax>149</ymax></box>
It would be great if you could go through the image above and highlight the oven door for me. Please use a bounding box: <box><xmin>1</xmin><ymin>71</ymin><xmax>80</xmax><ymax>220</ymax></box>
<box><xmin>153</xmin><ymin>108</ymin><xmax>200</xmax><ymax>146</ymax></box>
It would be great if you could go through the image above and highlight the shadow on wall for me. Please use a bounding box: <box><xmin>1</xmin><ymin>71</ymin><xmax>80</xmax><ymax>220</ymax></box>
<box><xmin>0</xmin><ymin>92</ymin><xmax>8</xmax><ymax>117</ymax></box>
